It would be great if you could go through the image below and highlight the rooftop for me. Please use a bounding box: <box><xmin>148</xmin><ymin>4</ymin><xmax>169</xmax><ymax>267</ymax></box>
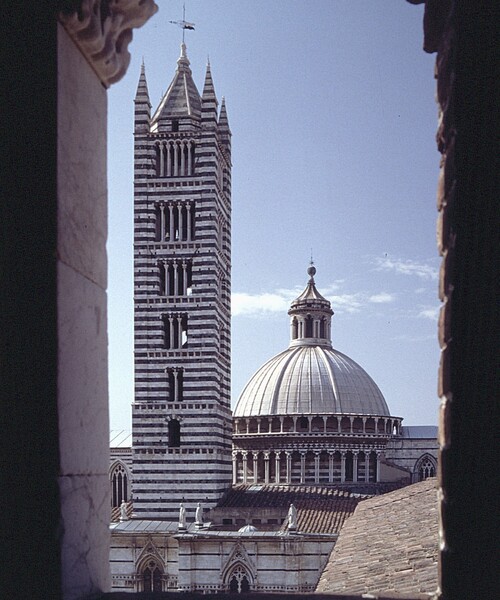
<box><xmin>316</xmin><ymin>478</ymin><xmax>438</xmax><ymax>597</ymax></box>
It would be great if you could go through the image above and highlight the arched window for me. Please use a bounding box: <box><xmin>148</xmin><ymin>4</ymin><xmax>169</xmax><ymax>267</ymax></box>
<box><xmin>228</xmin><ymin>565</ymin><xmax>251</xmax><ymax>594</ymax></box>
<box><xmin>305</xmin><ymin>315</ymin><xmax>313</xmax><ymax>338</ymax></box>
<box><xmin>168</xmin><ymin>419</ymin><xmax>181</xmax><ymax>447</ymax></box>
<box><xmin>110</xmin><ymin>462</ymin><xmax>128</xmax><ymax>508</ymax></box>
<box><xmin>142</xmin><ymin>559</ymin><xmax>162</xmax><ymax>592</ymax></box>
<box><xmin>320</xmin><ymin>317</ymin><xmax>326</xmax><ymax>338</ymax></box>
<box><xmin>416</xmin><ymin>455</ymin><xmax>437</xmax><ymax>481</ymax></box>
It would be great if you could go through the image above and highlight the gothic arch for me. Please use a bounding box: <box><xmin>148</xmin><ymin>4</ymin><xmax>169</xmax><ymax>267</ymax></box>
<box><xmin>221</xmin><ymin>543</ymin><xmax>256</xmax><ymax>593</ymax></box>
<box><xmin>135</xmin><ymin>540</ymin><xmax>165</xmax><ymax>593</ymax></box>
<box><xmin>109</xmin><ymin>460</ymin><xmax>130</xmax><ymax>508</ymax></box>
<box><xmin>226</xmin><ymin>563</ymin><xmax>252</xmax><ymax>594</ymax></box>
<box><xmin>414</xmin><ymin>453</ymin><xmax>437</xmax><ymax>482</ymax></box>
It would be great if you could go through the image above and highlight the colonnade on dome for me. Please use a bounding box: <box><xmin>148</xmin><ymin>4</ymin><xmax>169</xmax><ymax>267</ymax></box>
<box><xmin>234</xmin><ymin>414</ymin><xmax>402</xmax><ymax>437</ymax></box>
<box><xmin>232</xmin><ymin>448</ymin><xmax>382</xmax><ymax>485</ymax></box>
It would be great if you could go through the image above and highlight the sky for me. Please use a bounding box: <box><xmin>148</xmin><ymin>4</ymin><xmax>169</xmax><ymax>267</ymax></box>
<box><xmin>108</xmin><ymin>1</ymin><xmax>441</xmax><ymax>431</ymax></box>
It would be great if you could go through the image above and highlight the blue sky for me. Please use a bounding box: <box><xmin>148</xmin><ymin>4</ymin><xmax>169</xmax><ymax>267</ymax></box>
<box><xmin>108</xmin><ymin>1</ymin><xmax>440</xmax><ymax>431</ymax></box>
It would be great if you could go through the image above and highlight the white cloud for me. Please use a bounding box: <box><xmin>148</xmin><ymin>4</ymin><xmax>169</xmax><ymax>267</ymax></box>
<box><xmin>368</xmin><ymin>292</ymin><xmax>395</xmax><ymax>303</ymax></box>
<box><xmin>374</xmin><ymin>257</ymin><xmax>438</xmax><ymax>280</ymax></box>
<box><xmin>232</xmin><ymin>287</ymin><xmax>365</xmax><ymax>317</ymax></box>
<box><xmin>417</xmin><ymin>306</ymin><xmax>440</xmax><ymax>321</ymax></box>
<box><xmin>231</xmin><ymin>292</ymin><xmax>290</xmax><ymax>316</ymax></box>
<box><xmin>392</xmin><ymin>333</ymin><xmax>436</xmax><ymax>342</ymax></box>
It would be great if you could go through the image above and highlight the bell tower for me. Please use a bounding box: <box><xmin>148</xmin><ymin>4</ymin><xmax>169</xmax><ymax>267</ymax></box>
<box><xmin>132</xmin><ymin>44</ymin><xmax>232</xmax><ymax>519</ymax></box>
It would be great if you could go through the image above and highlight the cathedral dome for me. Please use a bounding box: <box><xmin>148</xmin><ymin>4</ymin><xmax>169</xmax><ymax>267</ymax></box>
<box><xmin>233</xmin><ymin>267</ymin><xmax>390</xmax><ymax>418</ymax></box>
<box><xmin>234</xmin><ymin>345</ymin><xmax>389</xmax><ymax>417</ymax></box>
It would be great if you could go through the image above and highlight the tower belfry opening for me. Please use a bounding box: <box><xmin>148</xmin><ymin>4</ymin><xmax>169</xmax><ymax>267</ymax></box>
<box><xmin>132</xmin><ymin>43</ymin><xmax>233</xmax><ymax>519</ymax></box>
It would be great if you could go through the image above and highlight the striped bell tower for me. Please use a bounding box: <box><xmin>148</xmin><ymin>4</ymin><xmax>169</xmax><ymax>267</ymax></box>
<box><xmin>132</xmin><ymin>44</ymin><xmax>233</xmax><ymax>519</ymax></box>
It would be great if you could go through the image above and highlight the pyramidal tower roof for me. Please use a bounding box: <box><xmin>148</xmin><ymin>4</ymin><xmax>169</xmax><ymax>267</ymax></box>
<box><xmin>201</xmin><ymin>60</ymin><xmax>218</xmax><ymax>106</ymax></box>
<box><xmin>150</xmin><ymin>43</ymin><xmax>201</xmax><ymax>128</ymax></box>
<box><xmin>134</xmin><ymin>61</ymin><xmax>151</xmax><ymax>105</ymax></box>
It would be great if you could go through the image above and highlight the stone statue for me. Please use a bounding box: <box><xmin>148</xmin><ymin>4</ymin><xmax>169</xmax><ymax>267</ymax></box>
<box><xmin>178</xmin><ymin>502</ymin><xmax>186</xmax><ymax>529</ymax></box>
<box><xmin>288</xmin><ymin>503</ymin><xmax>297</xmax><ymax>530</ymax></box>
<box><xmin>120</xmin><ymin>500</ymin><xmax>128</xmax><ymax>522</ymax></box>
<box><xmin>195</xmin><ymin>502</ymin><xmax>203</xmax><ymax>526</ymax></box>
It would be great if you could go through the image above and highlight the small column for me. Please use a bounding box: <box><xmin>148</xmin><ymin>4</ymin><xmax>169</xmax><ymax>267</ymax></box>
<box><xmin>173</xmin><ymin>369</ymin><xmax>179</xmax><ymax>402</ymax></box>
<box><xmin>275</xmin><ymin>453</ymin><xmax>281</xmax><ymax>484</ymax></box>
<box><xmin>188</xmin><ymin>140</ymin><xmax>193</xmax><ymax>175</ymax></box>
<box><xmin>328</xmin><ymin>452</ymin><xmax>334</xmax><ymax>483</ymax></box>
<box><xmin>362</xmin><ymin>417</ymin><xmax>367</xmax><ymax>434</ymax></box>
<box><xmin>257</xmin><ymin>418</ymin><xmax>261</xmax><ymax>434</ymax></box>
<box><xmin>292</xmin><ymin>416</ymin><xmax>298</xmax><ymax>432</ymax></box>
<box><xmin>245</xmin><ymin>419</ymin><xmax>249</xmax><ymax>435</ymax></box>
<box><xmin>178</xmin><ymin>202</ymin><xmax>184</xmax><ymax>240</ymax></box>
<box><xmin>173</xmin><ymin>261</ymin><xmax>179</xmax><ymax>296</ymax></box>
<box><xmin>186</xmin><ymin>203</ymin><xmax>192</xmax><ymax>242</ymax></box>
<box><xmin>242</xmin><ymin>451</ymin><xmax>248</xmax><ymax>484</ymax></box>
<box><xmin>166</xmin><ymin>142</ymin><xmax>172</xmax><ymax>177</ymax></box>
<box><xmin>279</xmin><ymin>416</ymin><xmax>284</xmax><ymax>433</ymax></box>
<box><xmin>285</xmin><ymin>451</ymin><xmax>292</xmax><ymax>484</ymax></box>
<box><xmin>264</xmin><ymin>452</ymin><xmax>270</xmax><ymax>484</ymax></box>
<box><xmin>180</xmin><ymin>141</ymin><xmax>186</xmax><ymax>175</ymax></box>
<box><xmin>376</xmin><ymin>451</ymin><xmax>381</xmax><ymax>482</ymax></box>
<box><xmin>159</xmin><ymin>203</ymin><xmax>165</xmax><ymax>240</ymax></box>
<box><xmin>177</xmin><ymin>315</ymin><xmax>183</xmax><ymax>348</ymax></box>
<box><xmin>232</xmin><ymin>451</ymin><xmax>238</xmax><ymax>484</ymax></box>
<box><xmin>340</xmin><ymin>451</ymin><xmax>346</xmax><ymax>483</ymax></box>
<box><xmin>168</xmin><ymin>316</ymin><xmax>174</xmax><ymax>349</ymax></box>
<box><xmin>314</xmin><ymin>452</ymin><xmax>320</xmax><ymax>484</ymax></box>
<box><xmin>182</xmin><ymin>262</ymin><xmax>188</xmax><ymax>295</ymax></box>
<box><xmin>300</xmin><ymin>452</ymin><xmax>306</xmax><ymax>484</ymax></box>
<box><xmin>173</xmin><ymin>142</ymin><xmax>179</xmax><ymax>176</ymax></box>
<box><xmin>349</xmin><ymin>417</ymin><xmax>354</xmax><ymax>433</ymax></box>
<box><xmin>159</xmin><ymin>143</ymin><xmax>164</xmax><ymax>176</ymax></box>
<box><xmin>253</xmin><ymin>453</ymin><xmax>259</xmax><ymax>484</ymax></box>
<box><xmin>352</xmin><ymin>451</ymin><xmax>359</xmax><ymax>483</ymax></box>
<box><xmin>168</xmin><ymin>203</ymin><xmax>174</xmax><ymax>241</ymax></box>
<box><xmin>364</xmin><ymin>452</ymin><xmax>370</xmax><ymax>483</ymax></box>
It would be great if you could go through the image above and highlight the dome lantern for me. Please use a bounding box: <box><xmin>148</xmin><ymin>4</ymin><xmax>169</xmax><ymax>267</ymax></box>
<box><xmin>288</xmin><ymin>265</ymin><xmax>334</xmax><ymax>348</ymax></box>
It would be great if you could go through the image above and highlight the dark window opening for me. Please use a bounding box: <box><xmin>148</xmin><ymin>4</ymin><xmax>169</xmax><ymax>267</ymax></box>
<box><xmin>168</xmin><ymin>419</ymin><xmax>181</xmax><ymax>448</ymax></box>
<box><xmin>171</xmin><ymin>119</ymin><xmax>179</xmax><ymax>132</ymax></box>
<box><xmin>305</xmin><ymin>315</ymin><xmax>313</xmax><ymax>338</ymax></box>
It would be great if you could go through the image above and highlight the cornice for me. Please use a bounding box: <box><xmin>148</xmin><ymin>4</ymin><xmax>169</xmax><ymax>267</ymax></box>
<box><xmin>59</xmin><ymin>0</ymin><xmax>158</xmax><ymax>88</ymax></box>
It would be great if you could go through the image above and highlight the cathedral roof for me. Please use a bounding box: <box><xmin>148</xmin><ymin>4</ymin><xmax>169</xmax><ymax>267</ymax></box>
<box><xmin>150</xmin><ymin>43</ymin><xmax>201</xmax><ymax>127</ymax></box>
<box><xmin>219</xmin><ymin>485</ymin><xmax>371</xmax><ymax>535</ymax></box>
<box><xmin>234</xmin><ymin>267</ymin><xmax>391</xmax><ymax>418</ymax></box>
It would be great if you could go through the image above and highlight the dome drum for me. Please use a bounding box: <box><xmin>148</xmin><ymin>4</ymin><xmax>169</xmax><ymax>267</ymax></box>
<box><xmin>234</xmin><ymin>414</ymin><xmax>403</xmax><ymax>438</ymax></box>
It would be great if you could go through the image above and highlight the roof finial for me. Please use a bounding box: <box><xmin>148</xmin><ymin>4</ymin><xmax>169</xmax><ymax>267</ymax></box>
<box><xmin>307</xmin><ymin>252</ymin><xmax>316</xmax><ymax>282</ymax></box>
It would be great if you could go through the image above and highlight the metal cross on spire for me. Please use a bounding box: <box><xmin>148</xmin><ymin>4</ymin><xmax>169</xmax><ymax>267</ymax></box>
<box><xmin>169</xmin><ymin>4</ymin><xmax>195</xmax><ymax>44</ymax></box>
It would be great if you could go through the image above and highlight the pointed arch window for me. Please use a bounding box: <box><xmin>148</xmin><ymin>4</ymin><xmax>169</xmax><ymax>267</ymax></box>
<box><xmin>416</xmin><ymin>455</ymin><xmax>437</xmax><ymax>481</ymax></box>
<box><xmin>110</xmin><ymin>462</ymin><xmax>128</xmax><ymax>508</ymax></box>
<box><xmin>142</xmin><ymin>560</ymin><xmax>163</xmax><ymax>592</ymax></box>
<box><xmin>228</xmin><ymin>565</ymin><xmax>251</xmax><ymax>594</ymax></box>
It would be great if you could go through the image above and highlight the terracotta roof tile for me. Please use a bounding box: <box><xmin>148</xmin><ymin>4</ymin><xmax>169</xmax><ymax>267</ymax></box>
<box><xmin>316</xmin><ymin>478</ymin><xmax>438</xmax><ymax>596</ymax></box>
<box><xmin>218</xmin><ymin>485</ymin><xmax>372</xmax><ymax>534</ymax></box>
